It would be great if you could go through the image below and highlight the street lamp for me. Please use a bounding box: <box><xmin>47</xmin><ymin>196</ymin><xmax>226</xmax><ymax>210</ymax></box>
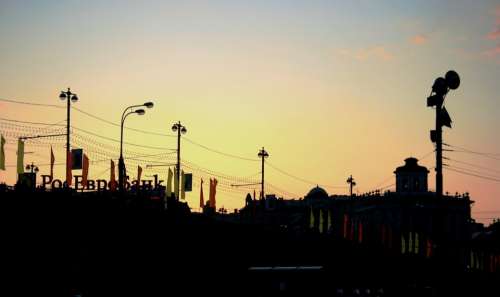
<box><xmin>60</xmin><ymin>88</ymin><xmax>78</xmax><ymax>186</ymax></box>
<box><xmin>172</xmin><ymin>121</ymin><xmax>187</xmax><ymax>200</ymax></box>
<box><xmin>26</xmin><ymin>163</ymin><xmax>39</xmax><ymax>174</ymax></box>
<box><xmin>119</xmin><ymin>102</ymin><xmax>153</xmax><ymax>193</ymax></box>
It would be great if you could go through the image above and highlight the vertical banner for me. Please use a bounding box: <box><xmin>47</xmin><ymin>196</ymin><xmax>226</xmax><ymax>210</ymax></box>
<box><xmin>110</xmin><ymin>159</ymin><xmax>116</xmax><ymax>191</ymax></box>
<box><xmin>199</xmin><ymin>178</ymin><xmax>204</xmax><ymax>209</ymax></box>
<box><xmin>166</xmin><ymin>167</ymin><xmax>173</xmax><ymax>197</ymax></box>
<box><xmin>66</xmin><ymin>151</ymin><xmax>72</xmax><ymax>186</ymax></box>
<box><xmin>309</xmin><ymin>207</ymin><xmax>315</xmax><ymax>229</ymax></box>
<box><xmin>0</xmin><ymin>134</ymin><xmax>5</xmax><ymax>170</ymax></box>
<box><xmin>50</xmin><ymin>146</ymin><xmax>55</xmax><ymax>181</ymax></box>
<box><xmin>82</xmin><ymin>154</ymin><xmax>89</xmax><ymax>188</ymax></box>
<box><xmin>16</xmin><ymin>139</ymin><xmax>24</xmax><ymax>174</ymax></box>
<box><xmin>181</xmin><ymin>170</ymin><xmax>186</xmax><ymax>200</ymax></box>
<box><xmin>319</xmin><ymin>209</ymin><xmax>324</xmax><ymax>234</ymax></box>
<box><xmin>137</xmin><ymin>165</ymin><xmax>142</xmax><ymax>186</ymax></box>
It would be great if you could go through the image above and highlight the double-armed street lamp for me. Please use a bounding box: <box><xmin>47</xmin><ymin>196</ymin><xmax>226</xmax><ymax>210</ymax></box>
<box><xmin>119</xmin><ymin>101</ymin><xmax>154</xmax><ymax>193</ymax></box>
<box><xmin>172</xmin><ymin>121</ymin><xmax>187</xmax><ymax>200</ymax></box>
<box><xmin>59</xmin><ymin>88</ymin><xmax>78</xmax><ymax>185</ymax></box>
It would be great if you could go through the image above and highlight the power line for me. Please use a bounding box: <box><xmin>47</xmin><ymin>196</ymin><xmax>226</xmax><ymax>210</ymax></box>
<box><xmin>444</xmin><ymin>166</ymin><xmax>500</xmax><ymax>183</ymax></box>
<box><xmin>0</xmin><ymin>97</ymin><xmax>65</xmax><ymax>109</ymax></box>
<box><xmin>71</xmin><ymin>106</ymin><xmax>175</xmax><ymax>137</ymax></box>
<box><xmin>266</xmin><ymin>161</ymin><xmax>347</xmax><ymax>189</ymax></box>
<box><xmin>444</xmin><ymin>143</ymin><xmax>500</xmax><ymax>161</ymax></box>
<box><xmin>183</xmin><ymin>137</ymin><xmax>259</xmax><ymax>162</ymax></box>
<box><xmin>71</xmin><ymin>126</ymin><xmax>175</xmax><ymax>151</ymax></box>
<box><xmin>444</xmin><ymin>157</ymin><xmax>500</xmax><ymax>175</ymax></box>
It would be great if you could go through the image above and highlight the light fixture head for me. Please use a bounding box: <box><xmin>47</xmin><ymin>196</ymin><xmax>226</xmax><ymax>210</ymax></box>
<box><xmin>135</xmin><ymin>109</ymin><xmax>145</xmax><ymax>115</ymax></box>
<box><xmin>143</xmin><ymin>101</ymin><xmax>154</xmax><ymax>108</ymax></box>
<box><xmin>59</xmin><ymin>92</ymin><xmax>67</xmax><ymax>100</ymax></box>
<box><xmin>445</xmin><ymin>70</ymin><xmax>460</xmax><ymax>90</ymax></box>
<box><xmin>172</xmin><ymin>124</ymin><xmax>178</xmax><ymax>132</ymax></box>
<box><xmin>71</xmin><ymin>94</ymin><xmax>78</xmax><ymax>102</ymax></box>
<box><xmin>181</xmin><ymin>126</ymin><xmax>187</xmax><ymax>134</ymax></box>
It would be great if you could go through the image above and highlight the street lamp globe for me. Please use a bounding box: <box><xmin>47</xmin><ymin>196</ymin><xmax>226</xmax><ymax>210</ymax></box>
<box><xmin>135</xmin><ymin>109</ymin><xmax>145</xmax><ymax>115</ymax></box>
<box><xmin>172</xmin><ymin>124</ymin><xmax>178</xmax><ymax>132</ymax></box>
<box><xmin>143</xmin><ymin>101</ymin><xmax>154</xmax><ymax>108</ymax></box>
<box><xmin>71</xmin><ymin>94</ymin><xmax>78</xmax><ymax>102</ymax></box>
<box><xmin>59</xmin><ymin>92</ymin><xmax>67</xmax><ymax>100</ymax></box>
<box><xmin>181</xmin><ymin>126</ymin><xmax>187</xmax><ymax>134</ymax></box>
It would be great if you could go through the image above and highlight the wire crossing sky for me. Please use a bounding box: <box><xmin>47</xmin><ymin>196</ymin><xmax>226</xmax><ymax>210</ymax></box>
<box><xmin>0</xmin><ymin>1</ymin><xmax>499</xmax><ymax>223</ymax></box>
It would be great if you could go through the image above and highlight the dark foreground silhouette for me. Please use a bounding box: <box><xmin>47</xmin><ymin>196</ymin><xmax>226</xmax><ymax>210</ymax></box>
<box><xmin>1</xmin><ymin>190</ymin><xmax>499</xmax><ymax>297</ymax></box>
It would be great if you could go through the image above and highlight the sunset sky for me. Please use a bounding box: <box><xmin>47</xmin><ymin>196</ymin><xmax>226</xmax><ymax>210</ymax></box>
<box><xmin>1</xmin><ymin>1</ymin><xmax>499</xmax><ymax>224</ymax></box>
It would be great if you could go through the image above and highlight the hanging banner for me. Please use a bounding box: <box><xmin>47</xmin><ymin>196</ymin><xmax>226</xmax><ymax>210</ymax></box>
<box><xmin>16</xmin><ymin>139</ymin><xmax>24</xmax><ymax>174</ymax></box>
<box><xmin>71</xmin><ymin>148</ymin><xmax>83</xmax><ymax>170</ymax></box>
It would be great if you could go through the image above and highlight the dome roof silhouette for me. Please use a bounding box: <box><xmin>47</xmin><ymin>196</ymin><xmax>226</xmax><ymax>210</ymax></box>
<box><xmin>305</xmin><ymin>186</ymin><xmax>329</xmax><ymax>200</ymax></box>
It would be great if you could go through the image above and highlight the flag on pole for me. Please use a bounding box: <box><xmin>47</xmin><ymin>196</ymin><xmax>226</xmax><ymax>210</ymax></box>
<box><xmin>181</xmin><ymin>170</ymin><xmax>186</xmax><ymax>200</ymax></box>
<box><xmin>82</xmin><ymin>154</ymin><xmax>89</xmax><ymax>189</ymax></box>
<box><xmin>16</xmin><ymin>139</ymin><xmax>24</xmax><ymax>174</ymax></box>
<box><xmin>174</xmin><ymin>168</ymin><xmax>179</xmax><ymax>199</ymax></box>
<box><xmin>66</xmin><ymin>150</ymin><xmax>72</xmax><ymax>186</ymax></box>
<box><xmin>166</xmin><ymin>167</ymin><xmax>173</xmax><ymax>198</ymax></box>
<box><xmin>137</xmin><ymin>165</ymin><xmax>142</xmax><ymax>186</ymax></box>
<box><xmin>0</xmin><ymin>134</ymin><xmax>5</xmax><ymax>170</ymax></box>
<box><xmin>199</xmin><ymin>178</ymin><xmax>204</xmax><ymax>209</ymax></box>
<box><xmin>49</xmin><ymin>146</ymin><xmax>55</xmax><ymax>181</ymax></box>
<box><xmin>209</xmin><ymin>178</ymin><xmax>217</xmax><ymax>208</ymax></box>
<box><xmin>110</xmin><ymin>159</ymin><xmax>116</xmax><ymax>191</ymax></box>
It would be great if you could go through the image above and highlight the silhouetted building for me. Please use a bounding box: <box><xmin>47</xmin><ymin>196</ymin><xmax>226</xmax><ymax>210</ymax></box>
<box><xmin>395</xmin><ymin>157</ymin><xmax>429</xmax><ymax>193</ymax></box>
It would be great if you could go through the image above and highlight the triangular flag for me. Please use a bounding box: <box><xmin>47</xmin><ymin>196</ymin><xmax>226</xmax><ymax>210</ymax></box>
<box><xmin>180</xmin><ymin>170</ymin><xmax>186</xmax><ymax>200</ymax></box>
<box><xmin>166</xmin><ymin>167</ymin><xmax>173</xmax><ymax>198</ymax></box>
<box><xmin>309</xmin><ymin>207</ymin><xmax>315</xmax><ymax>229</ymax></box>
<box><xmin>110</xmin><ymin>159</ymin><xmax>116</xmax><ymax>191</ymax></box>
<box><xmin>0</xmin><ymin>134</ymin><xmax>5</xmax><ymax>170</ymax></box>
<box><xmin>319</xmin><ymin>209</ymin><xmax>324</xmax><ymax>234</ymax></box>
<box><xmin>66</xmin><ymin>150</ymin><xmax>72</xmax><ymax>187</ymax></box>
<box><xmin>82</xmin><ymin>154</ymin><xmax>89</xmax><ymax>189</ymax></box>
<box><xmin>199</xmin><ymin>178</ymin><xmax>204</xmax><ymax>209</ymax></box>
<box><xmin>50</xmin><ymin>146</ymin><xmax>55</xmax><ymax>181</ymax></box>
<box><xmin>174</xmin><ymin>168</ymin><xmax>179</xmax><ymax>199</ymax></box>
<box><xmin>16</xmin><ymin>139</ymin><xmax>24</xmax><ymax>174</ymax></box>
<box><xmin>137</xmin><ymin>165</ymin><xmax>142</xmax><ymax>186</ymax></box>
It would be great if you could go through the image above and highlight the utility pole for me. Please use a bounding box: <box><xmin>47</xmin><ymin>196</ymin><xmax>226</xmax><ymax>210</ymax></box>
<box><xmin>426</xmin><ymin>70</ymin><xmax>460</xmax><ymax>198</ymax></box>
<box><xmin>346</xmin><ymin>175</ymin><xmax>356</xmax><ymax>197</ymax></box>
<box><xmin>257</xmin><ymin>147</ymin><xmax>269</xmax><ymax>199</ymax></box>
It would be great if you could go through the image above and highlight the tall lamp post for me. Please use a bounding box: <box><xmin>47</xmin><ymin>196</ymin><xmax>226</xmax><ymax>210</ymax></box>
<box><xmin>171</xmin><ymin>121</ymin><xmax>187</xmax><ymax>200</ymax></box>
<box><xmin>59</xmin><ymin>88</ymin><xmax>78</xmax><ymax>186</ymax></box>
<box><xmin>258</xmin><ymin>147</ymin><xmax>269</xmax><ymax>199</ymax></box>
<box><xmin>119</xmin><ymin>101</ymin><xmax>154</xmax><ymax>193</ymax></box>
